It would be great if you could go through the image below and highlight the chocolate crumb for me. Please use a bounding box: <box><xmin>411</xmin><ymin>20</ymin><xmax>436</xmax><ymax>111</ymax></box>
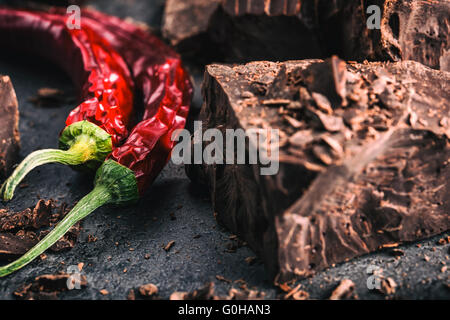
<box><xmin>127</xmin><ymin>289</ymin><xmax>135</xmax><ymax>300</ymax></box>
<box><xmin>329</xmin><ymin>279</ymin><xmax>356</xmax><ymax>300</ymax></box>
<box><xmin>100</xmin><ymin>289</ymin><xmax>109</xmax><ymax>296</ymax></box>
<box><xmin>163</xmin><ymin>240</ymin><xmax>175</xmax><ymax>252</ymax></box>
<box><xmin>378</xmin><ymin>278</ymin><xmax>397</xmax><ymax>296</ymax></box>
<box><xmin>139</xmin><ymin>283</ymin><xmax>158</xmax><ymax>297</ymax></box>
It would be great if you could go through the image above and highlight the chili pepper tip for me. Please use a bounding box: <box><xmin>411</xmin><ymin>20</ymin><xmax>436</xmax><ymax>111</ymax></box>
<box><xmin>0</xmin><ymin>160</ymin><xmax>138</xmax><ymax>277</ymax></box>
<box><xmin>0</xmin><ymin>121</ymin><xmax>112</xmax><ymax>201</ymax></box>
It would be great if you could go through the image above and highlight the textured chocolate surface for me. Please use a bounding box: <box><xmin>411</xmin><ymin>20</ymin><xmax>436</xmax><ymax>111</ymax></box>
<box><xmin>0</xmin><ymin>75</ymin><xmax>20</xmax><ymax>179</ymax></box>
<box><xmin>163</xmin><ymin>0</ymin><xmax>450</xmax><ymax>71</ymax></box>
<box><xmin>186</xmin><ymin>58</ymin><xmax>450</xmax><ymax>280</ymax></box>
<box><xmin>163</xmin><ymin>0</ymin><xmax>320</xmax><ymax>63</ymax></box>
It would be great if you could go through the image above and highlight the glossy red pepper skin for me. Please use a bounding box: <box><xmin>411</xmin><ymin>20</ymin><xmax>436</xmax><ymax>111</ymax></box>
<box><xmin>0</xmin><ymin>8</ymin><xmax>134</xmax><ymax>145</ymax></box>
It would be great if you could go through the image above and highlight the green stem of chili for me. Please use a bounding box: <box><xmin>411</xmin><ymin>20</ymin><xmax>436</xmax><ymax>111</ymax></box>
<box><xmin>1</xmin><ymin>147</ymin><xmax>91</xmax><ymax>201</ymax></box>
<box><xmin>1</xmin><ymin>121</ymin><xmax>112</xmax><ymax>201</ymax></box>
<box><xmin>0</xmin><ymin>184</ymin><xmax>111</xmax><ymax>277</ymax></box>
<box><xmin>0</xmin><ymin>160</ymin><xmax>139</xmax><ymax>277</ymax></box>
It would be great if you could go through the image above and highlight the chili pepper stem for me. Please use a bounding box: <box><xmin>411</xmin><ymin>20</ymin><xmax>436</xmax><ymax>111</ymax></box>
<box><xmin>1</xmin><ymin>138</ymin><xmax>94</xmax><ymax>201</ymax></box>
<box><xmin>0</xmin><ymin>160</ymin><xmax>138</xmax><ymax>277</ymax></box>
<box><xmin>0</xmin><ymin>184</ymin><xmax>112</xmax><ymax>277</ymax></box>
<box><xmin>1</xmin><ymin>121</ymin><xmax>112</xmax><ymax>201</ymax></box>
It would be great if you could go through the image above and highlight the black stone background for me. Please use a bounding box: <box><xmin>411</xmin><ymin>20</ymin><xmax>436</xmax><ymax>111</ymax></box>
<box><xmin>0</xmin><ymin>0</ymin><xmax>448</xmax><ymax>300</ymax></box>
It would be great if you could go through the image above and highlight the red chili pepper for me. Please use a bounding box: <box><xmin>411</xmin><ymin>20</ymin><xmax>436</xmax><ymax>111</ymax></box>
<box><xmin>0</xmin><ymin>87</ymin><xmax>191</xmax><ymax>278</ymax></box>
<box><xmin>0</xmin><ymin>10</ymin><xmax>193</xmax><ymax>277</ymax></box>
<box><xmin>0</xmin><ymin>8</ymin><xmax>193</xmax><ymax>201</ymax></box>
<box><xmin>72</xmin><ymin>9</ymin><xmax>192</xmax><ymax>192</ymax></box>
<box><xmin>0</xmin><ymin>8</ymin><xmax>135</xmax><ymax>200</ymax></box>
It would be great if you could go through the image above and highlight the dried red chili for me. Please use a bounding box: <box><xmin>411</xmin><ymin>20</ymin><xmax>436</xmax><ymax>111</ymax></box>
<box><xmin>0</xmin><ymin>80</ymin><xmax>191</xmax><ymax>278</ymax></box>
<box><xmin>0</xmin><ymin>8</ymin><xmax>135</xmax><ymax>200</ymax></box>
<box><xmin>77</xmin><ymin>10</ymin><xmax>192</xmax><ymax>192</ymax></box>
<box><xmin>0</xmin><ymin>8</ymin><xmax>193</xmax><ymax>201</ymax></box>
<box><xmin>0</xmin><ymin>9</ymin><xmax>193</xmax><ymax>277</ymax></box>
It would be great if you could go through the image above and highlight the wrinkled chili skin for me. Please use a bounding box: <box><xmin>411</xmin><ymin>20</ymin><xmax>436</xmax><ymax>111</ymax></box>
<box><xmin>0</xmin><ymin>7</ymin><xmax>192</xmax><ymax>195</ymax></box>
<box><xmin>0</xmin><ymin>8</ymin><xmax>134</xmax><ymax>145</ymax></box>
<box><xmin>64</xmin><ymin>25</ymin><xmax>134</xmax><ymax>145</ymax></box>
<box><xmin>52</xmin><ymin>8</ymin><xmax>192</xmax><ymax>121</ymax></box>
<box><xmin>64</xmin><ymin>10</ymin><xmax>193</xmax><ymax>193</ymax></box>
<box><xmin>110</xmin><ymin>59</ymin><xmax>191</xmax><ymax>193</ymax></box>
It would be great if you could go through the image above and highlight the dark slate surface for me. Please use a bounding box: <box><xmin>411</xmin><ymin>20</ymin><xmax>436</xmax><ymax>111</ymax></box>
<box><xmin>0</xmin><ymin>0</ymin><xmax>448</xmax><ymax>300</ymax></box>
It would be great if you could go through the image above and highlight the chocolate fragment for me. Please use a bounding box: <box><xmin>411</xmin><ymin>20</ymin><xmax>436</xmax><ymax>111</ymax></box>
<box><xmin>378</xmin><ymin>277</ymin><xmax>397</xmax><ymax>296</ymax></box>
<box><xmin>186</xmin><ymin>58</ymin><xmax>450</xmax><ymax>281</ymax></box>
<box><xmin>138</xmin><ymin>283</ymin><xmax>159</xmax><ymax>298</ymax></box>
<box><xmin>0</xmin><ymin>199</ymin><xmax>53</xmax><ymax>232</ymax></box>
<box><xmin>0</xmin><ymin>75</ymin><xmax>20</xmax><ymax>179</ymax></box>
<box><xmin>0</xmin><ymin>200</ymin><xmax>81</xmax><ymax>260</ymax></box>
<box><xmin>163</xmin><ymin>0</ymin><xmax>450</xmax><ymax>71</ymax></box>
<box><xmin>338</xmin><ymin>0</ymin><xmax>450</xmax><ymax>71</ymax></box>
<box><xmin>329</xmin><ymin>279</ymin><xmax>356</xmax><ymax>300</ymax></box>
<box><xmin>163</xmin><ymin>0</ymin><xmax>321</xmax><ymax>63</ymax></box>
<box><xmin>13</xmin><ymin>272</ymin><xmax>87</xmax><ymax>300</ymax></box>
<box><xmin>0</xmin><ymin>233</ymin><xmax>37</xmax><ymax>260</ymax></box>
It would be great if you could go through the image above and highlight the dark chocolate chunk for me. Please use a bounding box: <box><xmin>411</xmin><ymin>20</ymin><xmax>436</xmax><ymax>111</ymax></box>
<box><xmin>0</xmin><ymin>232</ymin><xmax>38</xmax><ymax>260</ymax></box>
<box><xmin>337</xmin><ymin>0</ymin><xmax>450</xmax><ymax>71</ymax></box>
<box><xmin>0</xmin><ymin>199</ymin><xmax>53</xmax><ymax>232</ymax></box>
<box><xmin>186</xmin><ymin>58</ymin><xmax>450</xmax><ymax>281</ymax></box>
<box><xmin>163</xmin><ymin>0</ymin><xmax>450</xmax><ymax>71</ymax></box>
<box><xmin>0</xmin><ymin>75</ymin><xmax>20</xmax><ymax>179</ymax></box>
<box><xmin>163</xmin><ymin>0</ymin><xmax>321</xmax><ymax>63</ymax></box>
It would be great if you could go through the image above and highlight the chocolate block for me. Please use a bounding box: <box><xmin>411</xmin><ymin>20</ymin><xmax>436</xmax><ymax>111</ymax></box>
<box><xmin>186</xmin><ymin>58</ymin><xmax>450</xmax><ymax>281</ymax></box>
<box><xmin>162</xmin><ymin>0</ymin><xmax>321</xmax><ymax>63</ymax></box>
<box><xmin>0</xmin><ymin>75</ymin><xmax>20</xmax><ymax>179</ymax></box>
<box><xmin>163</xmin><ymin>0</ymin><xmax>450</xmax><ymax>71</ymax></box>
<box><xmin>332</xmin><ymin>0</ymin><xmax>450</xmax><ymax>71</ymax></box>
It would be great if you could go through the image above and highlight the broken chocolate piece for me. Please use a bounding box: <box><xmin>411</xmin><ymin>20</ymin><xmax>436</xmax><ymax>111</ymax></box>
<box><xmin>187</xmin><ymin>58</ymin><xmax>450</xmax><ymax>281</ymax></box>
<box><xmin>337</xmin><ymin>0</ymin><xmax>450</xmax><ymax>71</ymax></box>
<box><xmin>163</xmin><ymin>0</ymin><xmax>450</xmax><ymax>71</ymax></box>
<box><xmin>163</xmin><ymin>0</ymin><xmax>321</xmax><ymax>63</ymax></box>
<box><xmin>0</xmin><ymin>199</ymin><xmax>53</xmax><ymax>232</ymax></box>
<box><xmin>0</xmin><ymin>200</ymin><xmax>81</xmax><ymax>260</ymax></box>
<box><xmin>329</xmin><ymin>279</ymin><xmax>356</xmax><ymax>300</ymax></box>
<box><xmin>139</xmin><ymin>283</ymin><xmax>159</xmax><ymax>298</ymax></box>
<box><xmin>0</xmin><ymin>232</ymin><xmax>37</xmax><ymax>260</ymax></box>
<box><xmin>0</xmin><ymin>75</ymin><xmax>20</xmax><ymax>179</ymax></box>
<box><xmin>378</xmin><ymin>277</ymin><xmax>397</xmax><ymax>296</ymax></box>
